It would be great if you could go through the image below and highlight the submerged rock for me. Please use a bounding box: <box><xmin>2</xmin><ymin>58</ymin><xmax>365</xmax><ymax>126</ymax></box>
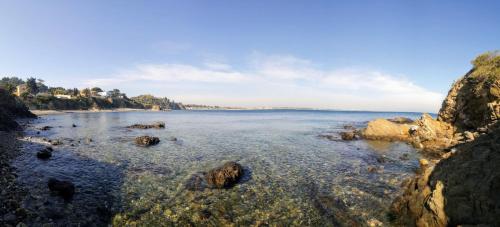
<box><xmin>135</xmin><ymin>136</ymin><xmax>160</xmax><ymax>146</ymax></box>
<box><xmin>205</xmin><ymin>161</ymin><xmax>243</xmax><ymax>188</ymax></box>
<box><xmin>50</xmin><ymin>139</ymin><xmax>63</xmax><ymax>146</ymax></box>
<box><xmin>48</xmin><ymin>178</ymin><xmax>75</xmax><ymax>200</ymax></box>
<box><xmin>39</xmin><ymin>126</ymin><xmax>52</xmax><ymax>131</ymax></box>
<box><xmin>36</xmin><ymin>147</ymin><xmax>53</xmax><ymax>159</ymax></box>
<box><xmin>340</xmin><ymin>131</ymin><xmax>357</xmax><ymax>140</ymax></box>
<box><xmin>127</xmin><ymin>122</ymin><xmax>165</xmax><ymax>129</ymax></box>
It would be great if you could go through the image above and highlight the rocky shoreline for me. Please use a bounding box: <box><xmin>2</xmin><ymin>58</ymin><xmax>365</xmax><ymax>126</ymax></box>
<box><xmin>356</xmin><ymin>52</ymin><xmax>500</xmax><ymax>226</ymax></box>
<box><xmin>0</xmin><ymin>132</ymin><xmax>28</xmax><ymax>226</ymax></box>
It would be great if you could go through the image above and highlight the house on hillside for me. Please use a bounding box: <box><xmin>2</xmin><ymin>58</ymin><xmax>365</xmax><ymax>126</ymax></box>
<box><xmin>15</xmin><ymin>84</ymin><xmax>27</xmax><ymax>96</ymax></box>
<box><xmin>151</xmin><ymin>105</ymin><xmax>162</xmax><ymax>111</ymax></box>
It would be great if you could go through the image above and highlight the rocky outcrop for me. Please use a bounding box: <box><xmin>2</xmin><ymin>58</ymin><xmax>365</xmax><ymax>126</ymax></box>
<box><xmin>392</xmin><ymin>123</ymin><xmax>500</xmax><ymax>226</ymax></box>
<box><xmin>205</xmin><ymin>161</ymin><xmax>243</xmax><ymax>189</ymax></box>
<box><xmin>361</xmin><ymin>114</ymin><xmax>456</xmax><ymax>152</ymax></box>
<box><xmin>0</xmin><ymin>88</ymin><xmax>36</xmax><ymax>131</ymax></box>
<box><xmin>135</xmin><ymin>136</ymin><xmax>160</xmax><ymax>146</ymax></box>
<box><xmin>391</xmin><ymin>52</ymin><xmax>500</xmax><ymax>226</ymax></box>
<box><xmin>438</xmin><ymin>56</ymin><xmax>500</xmax><ymax>131</ymax></box>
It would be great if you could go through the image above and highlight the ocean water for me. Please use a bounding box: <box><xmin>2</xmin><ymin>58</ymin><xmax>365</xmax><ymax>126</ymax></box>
<box><xmin>15</xmin><ymin>110</ymin><xmax>425</xmax><ymax>226</ymax></box>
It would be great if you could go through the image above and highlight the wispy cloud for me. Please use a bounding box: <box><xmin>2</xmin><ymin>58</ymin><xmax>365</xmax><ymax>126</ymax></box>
<box><xmin>84</xmin><ymin>53</ymin><xmax>443</xmax><ymax>112</ymax></box>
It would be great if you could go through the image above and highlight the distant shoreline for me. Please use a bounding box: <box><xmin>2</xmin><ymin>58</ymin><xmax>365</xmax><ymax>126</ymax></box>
<box><xmin>31</xmin><ymin>107</ymin><xmax>435</xmax><ymax>116</ymax></box>
<box><xmin>31</xmin><ymin>108</ymin><xmax>148</xmax><ymax>116</ymax></box>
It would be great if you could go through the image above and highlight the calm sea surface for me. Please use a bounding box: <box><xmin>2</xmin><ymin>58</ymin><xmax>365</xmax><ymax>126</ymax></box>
<box><xmin>15</xmin><ymin>110</ymin><xmax>426</xmax><ymax>226</ymax></box>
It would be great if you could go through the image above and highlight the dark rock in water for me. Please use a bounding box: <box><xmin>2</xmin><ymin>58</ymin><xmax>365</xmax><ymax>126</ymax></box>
<box><xmin>367</xmin><ymin>166</ymin><xmax>383</xmax><ymax>173</ymax></box>
<box><xmin>343</xmin><ymin>125</ymin><xmax>355</xmax><ymax>130</ymax></box>
<box><xmin>72</xmin><ymin>124</ymin><xmax>77</xmax><ymax>127</ymax></box>
<box><xmin>50</xmin><ymin>139</ymin><xmax>63</xmax><ymax>146</ymax></box>
<box><xmin>127</xmin><ymin>122</ymin><xmax>165</xmax><ymax>129</ymax></box>
<box><xmin>340</xmin><ymin>131</ymin><xmax>357</xmax><ymax>141</ymax></box>
<box><xmin>39</xmin><ymin>126</ymin><xmax>52</xmax><ymax>131</ymax></box>
<box><xmin>399</xmin><ymin>153</ymin><xmax>410</xmax><ymax>161</ymax></box>
<box><xmin>199</xmin><ymin>209</ymin><xmax>212</xmax><ymax>221</ymax></box>
<box><xmin>48</xmin><ymin>178</ymin><xmax>75</xmax><ymax>200</ymax></box>
<box><xmin>37</xmin><ymin>147</ymin><xmax>53</xmax><ymax>159</ymax></box>
<box><xmin>318</xmin><ymin>134</ymin><xmax>337</xmax><ymax>141</ymax></box>
<box><xmin>135</xmin><ymin>136</ymin><xmax>160</xmax><ymax>146</ymax></box>
<box><xmin>376</xmin><ymin>155</ymin><xmax>387</xmax><ymax>164</ymax></box>
<box><xmin>205</xmin><ymin>161</ymin><xmax>243</xmax><ymax>188</ymax></box>
<box><xmin>185</xmin><ymin>173</ymin><xmax>207</xmax><ymax>191</ymax></box>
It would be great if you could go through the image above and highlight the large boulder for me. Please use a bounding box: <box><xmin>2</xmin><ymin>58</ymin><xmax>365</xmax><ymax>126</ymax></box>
<box><xmin>361</xmin><ymin>119</ymin><xmax>412</xmax><ymax>141</ymax></box>
<box><xmin>205</xmin><ymin>161</ymin><xmax>243</xmax><ymax>188</ymax></box>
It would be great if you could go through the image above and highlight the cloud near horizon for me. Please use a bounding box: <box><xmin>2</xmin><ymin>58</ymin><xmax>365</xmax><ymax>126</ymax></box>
<box><xmin>85</xmin><ymin>53</ymin><xmax>443</xmax><ymax>112</ymax></box>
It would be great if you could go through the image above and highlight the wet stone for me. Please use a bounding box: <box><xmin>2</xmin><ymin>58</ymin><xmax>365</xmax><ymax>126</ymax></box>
<box><xmin>135</xmin><ymin>136</ymin><xmax>160</xmax><ymax>147</ymax></box>
<box><xmin>47</xmin><ymin>178</ymin><xmax>75</xmax><ymax>200</ymax></box>
<box><xmin>205</xmin><ymin>161</ymin><xmax>243</xmax><ymax>189</ymax></box>
<box><xmin>36</xmin><ymin>147</ymin><xmax>53</xmax><ymax>160</ymax></box>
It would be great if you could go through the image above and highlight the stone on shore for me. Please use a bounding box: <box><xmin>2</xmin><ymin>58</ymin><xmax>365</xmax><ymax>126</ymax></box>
<box><xmin>205</xmin><ymin>161</ymin><xmax>243</xmax><ymax>188</ymax></box>
<box><xmin>48</xmin><ymin>178</ymin><xmax>75</xmax><ymax>200</ymax></box>
<box><xmin>135</xmin><ymin>136</ymin><xmax>160</xmax><ymax>146</ymax></box>
<box><xmin>127</xmin><ymin>122</ymin><xmax>165</xmax><ymax>129</ymax></box>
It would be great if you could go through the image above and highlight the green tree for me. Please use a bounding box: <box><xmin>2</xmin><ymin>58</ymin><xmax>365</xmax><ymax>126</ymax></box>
<box><xmin>81</xmin><ymin>88</ymin><xmax>91</xmax><ymax>97</ymax></box>
<box><xmin>26</xmin><ymin>77</ymin><xmax>39</xmax><ymax>95</ymax></box>
<box><xmin>0</xmin><ymin>77</ymin><xmax>25</xmax><ymax>93</ymax></box>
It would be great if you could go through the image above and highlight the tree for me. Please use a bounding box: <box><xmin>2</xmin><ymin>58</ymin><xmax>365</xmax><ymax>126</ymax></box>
<box><xmin>0</xmin><ymin>77</ymin><xmax>25</xmax><ymax>93</ymax></box>
<box><xmin>48</xmin><ymin>87</ymin><xmax>67</xmax><ymax>95</ymax></box>
<box><xmin>81</xmin><ymin>88</ymin><xmax>91</xmax><ymax>97</ymax></box>
<box><xmin>91</xmin><ymin>87</ymin><xmax>103</xmax><ymax>96</ymax></box>
<box><xmin>106</xmin><ymin>89</ymin><xmax>121</xmax><ymax>98</ymax></box>
<box><xmin>26</xmin><ymin>77</ymin><xmax>39</xmax><ymax>95</ymax></box>
<box><xmin>36</xmin><ymin>79</ymin><xmax>48</xmax><ymax>93</ymax></box>
<box><xmin>71</xmin><ymin>88</ymin><xmax>79</xmax><ymax>97</ymax></box>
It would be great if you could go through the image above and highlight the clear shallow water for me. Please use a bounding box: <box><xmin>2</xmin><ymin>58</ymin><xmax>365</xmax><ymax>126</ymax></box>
<box><xmin>15</xmin><ymin>110</ymin><xmax>424</xmax><ymax>226</ymax></box>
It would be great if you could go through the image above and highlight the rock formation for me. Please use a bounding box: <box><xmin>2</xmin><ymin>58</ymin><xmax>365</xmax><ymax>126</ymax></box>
<box><xmin>438</xmin><ymin>52</ymin><xmax>500</xmax><ymax>131</ymax></box>
<box><xmin>389</xmin><ymin>51</ymin><xmax>500</xmax><ymax>226</ymax></box>
<box><xmin>0</xmin><ymin>88</ymin><xmax>36</xmax><ymax>131</ymax></box>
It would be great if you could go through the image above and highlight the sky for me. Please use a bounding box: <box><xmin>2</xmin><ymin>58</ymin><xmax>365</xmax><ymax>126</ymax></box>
<box><xmin>0</xmin><ymin>0</ymin><xmax>499</xmax><ymax>112</ymax></box>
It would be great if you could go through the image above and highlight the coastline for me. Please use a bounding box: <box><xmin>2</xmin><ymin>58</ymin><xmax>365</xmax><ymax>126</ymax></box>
<box><xmin>0</xmin><ymin>131</ymin><xmax>26</xmax><ymax>225</ymax></box>
<box><xmin>31</xmin><ymin>108</ymin><xmax>148</xmax><ymax>116</ymax></box>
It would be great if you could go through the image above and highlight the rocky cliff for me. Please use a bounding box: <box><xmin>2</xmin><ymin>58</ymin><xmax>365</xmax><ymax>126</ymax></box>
<box><xmin>0</xmin><ymin>88</ymin><xmax>36</xmax><ymax>131</ymax></box>
<box><xmin>389</xmin><ymin>51</ymin><xmax>500</xmax><ymax>226</ymax></box>
<box><xmin>438</xmin><ymin>52</ymin><xmax>500</xmax><ymax>131</ymax></box>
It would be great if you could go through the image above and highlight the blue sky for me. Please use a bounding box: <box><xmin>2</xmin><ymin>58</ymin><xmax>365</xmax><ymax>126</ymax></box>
<box><xmin>0</xmin><ymin>0</ymin><xmax>499</xmax><ymax>112</ymax></box>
